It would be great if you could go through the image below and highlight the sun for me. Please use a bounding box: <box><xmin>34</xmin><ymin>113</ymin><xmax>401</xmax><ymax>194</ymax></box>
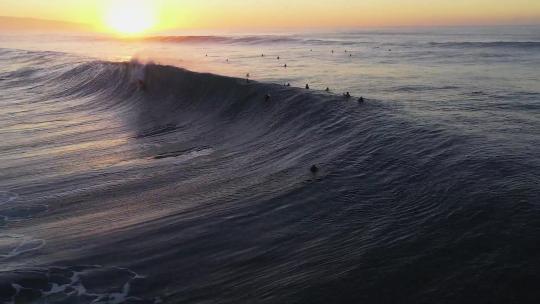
<box><xmin>105</xmin><ymin>0</ymin><xmax>157</xmax><ymax>35</ymax></box>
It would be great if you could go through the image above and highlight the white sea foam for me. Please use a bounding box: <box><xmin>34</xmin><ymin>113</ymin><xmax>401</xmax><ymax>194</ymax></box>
<box><xmin>0</xmin><ymin>191</ymin><xmax>18</xmax><ymax>206</ymax></box>
<box><xmin>0</xmin><ymin>234</ymin><xmax>46</xmax><ymax>259</ymax></box>
<box><xmin>4</xmin><ymin>265</ymin><xmax>158</xmax><ymax>303</ymax></box>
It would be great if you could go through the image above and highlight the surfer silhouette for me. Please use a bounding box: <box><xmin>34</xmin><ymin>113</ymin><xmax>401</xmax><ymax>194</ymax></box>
<box><xmin>137</xmin><ymin>79</ymin><xmax>146</xmax><ymax>91</ymax></box>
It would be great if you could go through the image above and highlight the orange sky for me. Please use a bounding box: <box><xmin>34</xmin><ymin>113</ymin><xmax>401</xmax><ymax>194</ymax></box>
<box><xmin>1</xmin><ymin>0</ymin><xmax>539</xmax><ymax>33</ymax></box>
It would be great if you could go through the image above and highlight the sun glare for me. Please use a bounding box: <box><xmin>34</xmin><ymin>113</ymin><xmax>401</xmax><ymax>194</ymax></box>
<box><xmin>105</xmin><ymin>0</ymin><xmax>157</xmax><ymax>35</ymax></box>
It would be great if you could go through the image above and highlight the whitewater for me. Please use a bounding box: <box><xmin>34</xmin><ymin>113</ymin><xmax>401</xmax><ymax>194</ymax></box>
<box><xmin>0</xmin><ymin>26</ymin><xmax>540</xmax><ymax>303</ymax></box>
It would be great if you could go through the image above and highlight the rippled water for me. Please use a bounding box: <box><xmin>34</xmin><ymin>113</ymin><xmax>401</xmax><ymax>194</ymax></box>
<box><xmin>0</xmin><ymin>26</ymin><xmax>539</xmax><ymax>303</ymax></box>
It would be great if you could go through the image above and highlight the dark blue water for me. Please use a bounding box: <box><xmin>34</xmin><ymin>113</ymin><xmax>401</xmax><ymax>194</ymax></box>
<box><xmin>0</xmin><ymin>27</ymin><xmax>540</xmax><ymax>303</ymax></box>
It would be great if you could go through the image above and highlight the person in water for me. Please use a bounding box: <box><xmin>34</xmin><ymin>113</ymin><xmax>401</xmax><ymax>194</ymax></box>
<box><xmin>306</xmin><ymin>84</ymin><xmax>310</xmax><ymax>89</ymax></box>
<box><xmin>286</xmin><ymin>83</ymin><xmax>291</xmax><ymax>87</ymax></box>
<box><xmin>310</xmin><ymin>165</ymin><xmax>319</xmax><ymax>173</ymax></box>
<box><xmin>137</xmin><ymin>79</ymin><xmax>146</xmax><ymax>91</ymax></box>
<box><xmin>325</xmin><ymin>87</ymin><xmax>330</xmax><ymax>92</ymax></box>
<box><xmin>265</xmin><ymin>94</ymin><xmax>271</xmax><ymax>101</ymax></box>
<box><xmin>246</xmin><ymin>73</ymin><xmax>250</xmax><ymax>83</ymax></box>
<box><xmin>358</xmin><ymin>96</ymin><xmax>365</xmax><ymax>103</ymax></box>
<box><xmin>284</xmin><ymin>64</ymin><xmax>287</xmax><ymax>68</ymax></box>
<box><xmin>277</xmin><ymin>56</ymin><xmax>280</xmax><ymax>60</ymax></box>
<box><xmin>344</xmin><ymin>92</ymin><xmax>351</xmax><ymax>98</ymax></box>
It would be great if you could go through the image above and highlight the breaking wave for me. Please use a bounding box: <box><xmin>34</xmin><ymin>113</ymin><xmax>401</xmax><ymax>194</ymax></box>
<box><xmin>1</xmin><ymin>47</ymin><xmax>539</xmax><ymax>303</ymax></box>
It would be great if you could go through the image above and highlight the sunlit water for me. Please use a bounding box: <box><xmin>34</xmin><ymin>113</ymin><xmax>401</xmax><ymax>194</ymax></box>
<box><xmin>0</xmin><ymin>26</ymin><xmax>539</xmax><ymax>303</ymax></box>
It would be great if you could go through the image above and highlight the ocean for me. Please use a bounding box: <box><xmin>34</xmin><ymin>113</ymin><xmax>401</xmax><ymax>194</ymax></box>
<box><xmin>0</xmin><ymin>26</ymin><xmax>539</xmax><ymax>303</ymax></box>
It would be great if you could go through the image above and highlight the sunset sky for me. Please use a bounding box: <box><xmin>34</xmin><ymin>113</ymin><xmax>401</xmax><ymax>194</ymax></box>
<box><xmin>1</xmin><ymin>0</ymin><xmax>539</xmax><ymax>34</ymax></box>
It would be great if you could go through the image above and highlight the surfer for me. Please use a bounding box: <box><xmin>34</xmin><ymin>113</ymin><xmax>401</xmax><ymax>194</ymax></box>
<box><xmin>325</xmin><ymin>87</ymin><xmax>330</xmax><ymax>92</ymax></box>
<box><xmin>344</xmin><ymin>92</ymin><xmax>351</xmax><ymax>99</ymax></box>
<box><xmin>137</xmin><ymin>79</ymin><xmax>146</xmax><ymax>91</ymax></box>
<box><xmin>277</xmin><ymin>56</ymin><xmax>280</xmax><ymax>60</ymax></box>
<box><xmin>265</xmin><ymin>94</ymin><xmax>271</xmax><ymax>101</ymax></box>
<box><xmin>358</xmin><ymin>96</ymin><xmax>364</xmax><ymax>103</ymax></box>
<box><xmin>306</xmin><ymin>84</ymin><xmax>310</xmax><ymax>89</ymax></box>
<box><xmin>284</xmin><ymin>64</ymin><xmax>287</xmax><ymax>68</ymax></box>
<box><xmin>310</xmin><ymin>165</ymin><xmax>319</xmax><ymax>174</ymax></box>
<box><xmin>286</xmin><ymin>83</ymin><xmax>291</xmax><ymax>87</ymax></box>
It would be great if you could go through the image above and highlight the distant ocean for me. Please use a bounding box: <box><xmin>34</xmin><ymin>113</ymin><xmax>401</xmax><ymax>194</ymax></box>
<box><xmin>1</xmin><ymin>26</ymin><xmax>539</xmax><ymax>303</ymax></box>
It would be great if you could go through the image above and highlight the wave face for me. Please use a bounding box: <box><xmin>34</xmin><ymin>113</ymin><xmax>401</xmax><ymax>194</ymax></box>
<box><xmin>1</xmin><ymin>47</ymin><xmax>540</xmax><ymax>304</ymax></box>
